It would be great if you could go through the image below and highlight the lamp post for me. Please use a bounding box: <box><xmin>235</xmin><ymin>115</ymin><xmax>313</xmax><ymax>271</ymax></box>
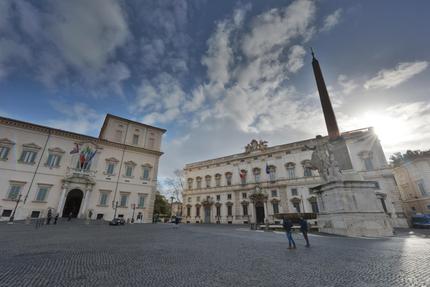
<box><xmin>170</xmin><ymin>196</ymin><xmax>174</xmax><ymax>219</ymax></box>
<box><xmin>131</xmin><ymin>203</ymin><xmax>136</xmax><ymax>223</ymax></box>
<box><xmin>8</xmin><ymin>194</ymin><xmax>22</xmax><ymax>224</ymax></box>
<box><xmin>112</xmin><ymin>201</ymin><xmax>119</xmax><ymax>220</ymax></box>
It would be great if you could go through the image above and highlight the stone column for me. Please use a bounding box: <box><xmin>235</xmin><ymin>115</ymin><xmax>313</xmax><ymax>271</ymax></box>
<box><xmin>80</xmin><ymin>188</ymin><xmax>91</xmax><ymax>218</ymax></box>
<box><xmin>57</xmin><ymin>184</ymin><xmax>68</xmax><ymax>215</ymax></box>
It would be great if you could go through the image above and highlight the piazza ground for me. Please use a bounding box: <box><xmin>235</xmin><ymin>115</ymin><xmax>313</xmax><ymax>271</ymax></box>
<box><xmin>0</xmin><ymin>222</ymin><xmax>429</xmax><ymax>287</ymax></box>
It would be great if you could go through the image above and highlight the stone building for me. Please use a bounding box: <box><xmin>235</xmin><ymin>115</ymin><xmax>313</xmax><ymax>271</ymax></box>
<box><xmin>0</xmin><ymin>114</ymin><xmax>165</xmax><ymax>223</ymax></box>
<box><xmin>182</xmin><ymin>128</ymin><xmax>408</xmax><ymax>228</ymax></box>
<box><xmin>392</xmin><ymin>151</ymin><xmax>430</xmax><ymax>220</ymax></box>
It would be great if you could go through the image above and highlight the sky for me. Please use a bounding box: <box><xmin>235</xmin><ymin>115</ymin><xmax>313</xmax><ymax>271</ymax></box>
<box><xmin>1</xmin><ymin>0</ymin><xmax>430</xmax><ymax>181</ymax></box>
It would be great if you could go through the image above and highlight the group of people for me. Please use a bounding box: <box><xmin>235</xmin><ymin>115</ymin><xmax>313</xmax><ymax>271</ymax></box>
<box><xmin>45</xmin><ymin>209</ymin><xmax>60</xmax><ymax>225</ymax></box>
<box><xmin>283</xmin><ymin>217</ymin><xmax>310</xmax><ymax>249</ymax></box>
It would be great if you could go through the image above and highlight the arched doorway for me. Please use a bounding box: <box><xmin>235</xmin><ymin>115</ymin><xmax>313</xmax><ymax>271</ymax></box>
<box><xmin>62</xmin><ymin>189</ymin><xmax>84</xmax><ymax>218</ymax></box>
<box><xmin>204</xmin><ymin>207</ymin><xmax>211</xmax><ymax>223</ymax></box>
<box><xmin>255</xmin><ymin>202</ymin><xmax>265</xmax><ymax>224</ymax></box>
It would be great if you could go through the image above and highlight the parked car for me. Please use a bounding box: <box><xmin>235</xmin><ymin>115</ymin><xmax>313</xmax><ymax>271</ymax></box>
<box><xmin>411</xmin><ymin>214</ymin><xmax>430</xmax><ymax>228</ymax></box>
<box><xmin>109</xmin><ymin>218</ymin><xmax>126</xmax><ymax>226</ymax></box>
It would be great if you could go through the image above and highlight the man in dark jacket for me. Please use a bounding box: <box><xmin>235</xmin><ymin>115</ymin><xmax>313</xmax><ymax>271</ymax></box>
<box><xmin>46</xmin><ymin>209</ymin><xmax>52</xmax><ymax>225</ymax></box>
<box><xmin>299</xmin><ymin>217</ymin><xmax>310</xmax><ymax>247</ymax></box>
<box><xmin>283</xmin><ymin>218</ymin><xmax>296</xmax><ymax>249</ymax></box>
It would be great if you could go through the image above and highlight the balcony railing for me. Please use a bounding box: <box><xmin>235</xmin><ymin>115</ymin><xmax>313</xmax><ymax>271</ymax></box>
<box><xmin>66</xmin><ymin>167</ymin><xmax>97</xmax><ymax>178</ymax></box>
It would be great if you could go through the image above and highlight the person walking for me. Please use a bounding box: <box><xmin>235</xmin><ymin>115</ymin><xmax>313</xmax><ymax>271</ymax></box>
<box><xmin>283</xmin><ymin>218</ymin><xmax>296</xmax><ymax>249</ymax></box>
<box><xmin>68</xmin><ymin>212</ymin><xmax>73</xmax><ymax>221</ymax></box>
<box><xmin>299</xmin><ymin>217</ymin><xmax>310</xmax><ymax>247</ymax></box>
<box><xmin>46</xmin><ymin>209</ymin><xmax>52</xmax><ymax>225</ymax></box>
<box><xmin>54</xmin><ymin>213</ymin><xmax>59</xmax><ymax>225</ymax></box>
<box><xmin>174</xmin><ymin>215</ymin><xmax>180</xmax><ymax>228</ymax></box>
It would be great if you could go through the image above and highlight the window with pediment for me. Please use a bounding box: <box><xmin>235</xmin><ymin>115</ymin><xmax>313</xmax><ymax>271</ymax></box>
<box><xmin>187</xmin><ymin>178</ymin><xmax>194</xmax><ymax>190</ymax></box>
<box><xmin>240</xmin><ymin>170</ymin><xmax>247</xmax><ymax>185</ymax></box>
<box><xmin>105</xmin><ymin>157</ymin><xmax>119</xmax><ymax>176</ymax></box>
<box><xmin>358</xmin><ymin>151</ymin><xmax>374</xmax><ymax>171</ymax></box>
<box><xmin>302</xmin><ymin>160</ymin><xmax>313</xmax><ymax>177</ymax></box>
<box><xmin>205</xmin><ymin>175</ymin><xmax>211</xmax><ymax>188</ymax></box>
<box><xmin>268</xmin><ymin>165</ymin><xmax>276</xmax><ymax>181</ymax></box>
<box><xmin>285</xmin><ymin>162</ymin><xmax>296</xmax><ymax>179</ymax></box>
<box><xmin>141</xmin><ymin>164</ymin><xmax>153</xmax><ymax>181</ymax></box>
<box><xmin>46</xmin><ymin>147</ymin><xmax>65</xmax><ymax>168</ymax></box>
<box><xmin>123</xmin><ymin>161</ymin><xmax>136</xmax><ymax>178</ymax></box>
<box><xmin>19</xmin><ymin>143</ymin><xmax>41</xmax><ymax>165</ymax></box>
<box><xmin>0</xmin><ymin>138</ymin><xmax>15</xmax><ymax>161</ymax></box>
<box><xmin>253</xmin><ymin>168</ymin><xmax>261</xmax><ymax>183</ymax></box>
<box><xmin>196</xmin><ymin>177</ymin><xmax>202</xmax><ymax>189</ymax></box>
<box><xmin>215</xmin><ymin>173</ymin><xmax>221</xmax><ymax>187</ymax></box>
<box><xmin>225</xmin><ymin>172</ymin><xmax>232</xmax><ymax>186</ymax></box>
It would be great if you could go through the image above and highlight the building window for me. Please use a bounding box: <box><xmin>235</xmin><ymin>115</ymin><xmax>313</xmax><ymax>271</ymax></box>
<box><xmin>148</xmin><ymin>137</ymin><xmax>155</xmax><ymax>149</ymax></box>
<box><xmin>120</xmin><ymin>194</ymin><xmax>128</xmax><ymax>207</ymax></box>
<box><xmin>310</xmin><ymin>200</ymin><xmax>319</xmax><ymax>213</ymax></box>
<box><xmin>46</xmin><ymin>154</ymin><xmax>61</xmax><ymax>168</ymax></box>
<box><xmin>227</xmin><ymin>194</ymin><xmax>232</xmax><ymax>200</ymax></box>
<box><xmin>138</xmin><ymin>195</ymin><xmax>145</xmax><ymax>208</ymax></box>
<box><xmin>242</xmin><ymin>193</ymin><xmax>247</xmax><ymax>199</ymax></box>
<box><xmin>188</xmin><ymin>197</ymin><xmax>192</xmax><ymax>203</ymax></box>
<box><xmin>286</xmin><ymin>162</ymin><xmax>296</xmax><ymax>179</ymax></box>
<box><xmin>115</xmin><ymin>130</ymin><xmax>123</xmax><ymax>142</ymax></box>
<box><xmin>253</xmin><ymin>168</ymin><xmax>261</xmax><ymax>183</ymax></box>
<box><xmin>216</xmin><ymin>195</ymin><xmax>220</xmax><ymax>201</ymax></box>
<box><xmin>227</xmin><ymin>205</ymin><xmax>232</xmax><ymax>216</ymax></box>
<box><xmin>196</xmin><ymin>177</ymin><xmax>202</xmax><ymax>189</ymax></box>
<box><xmin>142</xmin><ymin>165</ymin><xmax>152</xmax><ymax>181</ymax></box>
<box><xmin>291</xmin><ymin>188</ymin><xmax>298</xmax><ymax>196</ymax></box>
<box><xmin>187</xmin><ymin>178</ymin><xmax>193</xmax><ymax>190</ymax></box>
<box><xmin>304</xmin><ymin>167</ymin><xmax>312</xmax><ymax>177</ymax></box>
<box><xmin>0</xmin><ymin>146</ymin><xmax>10</xmax><ymax>160</ymax></box>
<box><xmin>243</xmin><ymin>205</ymin><xmax>248</xmax><ymax>216</ymax></box>
<box><xmin>240</xmin><ymin>170</ymin><xmax>247</xmax><ymax>185</ymax></box>
<box><xmin>271</xmin><ymin>190</ymin><xmax>278</xmax><ymax>197</ymax></box>
<box><xmin>99</xmin><ymin>191</ymin><xmax>109</xmax><ymax>206</ymax></box>
<box><xmin>197</xmin><ymin>196</ymin><xmax>200</xmax><ymax>202</ymax></box>
<box><xmin>215</xmin><ymin>174</ymin><xmax>221</xmax><ymax>187</ymax></box>
<box><xmin>125</xmin><ymin>165</ymin><xmax>133</xmax><ymax>177</ymax></box>
<box><xmin>205</xmin><ymin>175</ymin><xmax>211</xmax><ymax>188</ymax></box>
<box><xmin>196</xmin><ymin>206</ymin><xmax>200</xmax><ymax>217</ymax></box>
<box><xmin>268</xmin><ymin>165</ymin><xmax>276</xmax><ymax>181</ymax></box>
<box><xmin>106</xmin><ymin>162</ymin><xmax>115</xmax><ymax>175</ymax></box>
<box><xmin>7</xmin><ymin>184</ymin><xmax>22</xmax><ymax>200</ymax></box>
<box><xmin>364</xmin><ymin>158</ymin><xmax>374</xmax><ymax>171</ymax></box>
<box><xmin>31</xmin><ymin>211</ymin><xmax>40</xmax><ymax>218</ymax></box>
<box><xmin>2</xmin><ymin>210</ymin><xmax>12</xmax><ymax>217</ymax></box>
<box><xmin>293</xmin><ymin>202</ymin><xmax>301</xmax><ymax>213</ymax></box>
<box><xmin>417</xmin><ymin>180</ymin><xmax>427</xmax><ymax>196</ymax></box>
<box><xmin>132</xmin><ymin>134</ymin><xmax>139</xmax><ymax>145</ymax></box>
<box><xmin>272</xmin><ymin>202</ymin><xmax>279</xmax><ymax>214</ymax></box>
<box><xmin>35</xmin><ymin>186</ymin><xmax>50</xmax><ymax>201</ymax></box>
<box><xmin>225</xmin><ymin>172</ymin><xmax>232</xmax><ymax>186</ymax></box>
<box><xmin>187</xmin><ymin>207</ymin><xmax>191</xmax><ymax>217</ymax></box>
<box><xmin>216</xmin><ymin>206</ymin><xmax>221</xmax><ymax>217</ymax></box>
<box><xmin>19</xmin><ymin>150</ymin><xmax>37</xmax><ymax>164</ymax></box>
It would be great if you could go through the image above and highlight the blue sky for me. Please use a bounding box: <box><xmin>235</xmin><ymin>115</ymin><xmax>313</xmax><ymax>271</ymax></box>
<box><xmin>1</xmin><ymin>0</ymin><xmax>429</xmax><ymax>179</ymax></box>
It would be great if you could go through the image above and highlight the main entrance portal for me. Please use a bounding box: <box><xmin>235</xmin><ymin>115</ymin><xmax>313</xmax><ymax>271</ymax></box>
<box><xmin>255</xmin><ymin>204</ymin><xmax>265</xmax><ymax>225</ymax></box>
<box><xmin>204</xmin><ymin>207</ymin><xmax>211</xmax><ymax>223</ymax></box>
<box><xmin>62</xmin><ymin>189</ymin><xmax>84</xmax><ymax>218</ymax></box>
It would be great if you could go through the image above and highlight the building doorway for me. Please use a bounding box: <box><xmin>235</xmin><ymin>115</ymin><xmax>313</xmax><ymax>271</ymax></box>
<box><xmin>62</xmin><ymin>189</ymin><xmax>84</xmax><ymax>218</ymax></box>
<box><xmin>255</xmin><ymin>203</ymin><xmax>265</xmax><ymax>224</ymax></box>
<box><xmin>204</xmin><ymin>207</ymin><xmax>211</xmax><ymax>223</ymax></box>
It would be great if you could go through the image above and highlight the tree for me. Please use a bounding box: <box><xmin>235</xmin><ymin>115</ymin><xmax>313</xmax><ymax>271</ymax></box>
<box><xmin>153</xmin><ymin>192</ymin><xmax>171</xmax><ymax>218</ymax></box>
<box><xmin>390</xmin><ymin>149</ymin><xmax>430</xmax><ymax>167</ymax></box>
<box><xmin>164</xmin><ymin>169</ymin><xmax>185</xmax><ymax>202</ymax></box>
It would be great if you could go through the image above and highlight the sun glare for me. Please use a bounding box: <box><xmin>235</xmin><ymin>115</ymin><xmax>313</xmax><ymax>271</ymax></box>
<box><xmin>361</xmin><ymin>112</ymin><xmax>407</xmax><ymax>146</ymax></box>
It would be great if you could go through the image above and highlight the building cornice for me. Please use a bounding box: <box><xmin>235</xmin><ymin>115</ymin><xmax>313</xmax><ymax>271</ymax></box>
<box><xmin>0</xmin><ymin>116</ymin><xmax>164</xmax><ymax>156</ymax></box>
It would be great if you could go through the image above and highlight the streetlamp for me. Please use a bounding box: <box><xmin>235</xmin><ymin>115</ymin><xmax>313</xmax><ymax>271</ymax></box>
<box><xmin>131</xmin><ymin>203</ymin><xmax>136</xmax><ymax>223</ymax></box>
<box><xmin>112</xmin><ymin>201</ymin><xmax>119</xmax><ymax>220</ymax></box>
<box><xmin>8</xmin><ymin>194</ymin><xmax>22</xmax><ymax>224</ymax></box>
<box><xmin>170</xmin><ymin>196</ymin><xmax>174</xmax><ymax>219</ymax></box>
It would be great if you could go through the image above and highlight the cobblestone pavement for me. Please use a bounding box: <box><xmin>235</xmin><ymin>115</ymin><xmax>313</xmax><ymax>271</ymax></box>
<box><xmin>0</xmin><ymin>222</ymin><xmax>429</xmax><ymax>287</ymax></box>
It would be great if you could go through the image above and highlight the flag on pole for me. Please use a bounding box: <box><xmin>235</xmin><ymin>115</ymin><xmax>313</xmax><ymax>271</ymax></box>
<box><xmin>239</xmin><ymin>169</ymin><xmax>246</xmax><ymax>179</ymax></box>
<box><xmin>265</xmin><ymin>163</ymin><xmax>270</xmax><ymax>174</ymax></box>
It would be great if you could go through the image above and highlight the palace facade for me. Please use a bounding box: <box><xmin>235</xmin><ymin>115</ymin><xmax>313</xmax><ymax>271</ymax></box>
<box><xmin>0</xmin><ymin>114</ymin><xmax>165</xmax><ymax>223</ymax></box>
<box><xmin>182</xmin><ymin>128</ymin><xmax>408</xmax><ymax>228</ymax></box>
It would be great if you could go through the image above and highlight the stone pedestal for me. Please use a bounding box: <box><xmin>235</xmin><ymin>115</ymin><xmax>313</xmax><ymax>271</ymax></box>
<box><xmin>311</xmin><ymin>180</ymin><xmax>393</xmax><ymax>237</ymax></box>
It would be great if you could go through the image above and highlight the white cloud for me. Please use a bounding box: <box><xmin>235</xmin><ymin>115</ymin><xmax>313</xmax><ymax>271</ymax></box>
<box><xmin>364</xmin><ymin>61</ymin><xmax>428</xmax><ymax>90</ymax></box>
<box><xmin>46</xmin><ymin>102</ymin><xmax>105</xmax><ymax>135</ymax></box>
<box><xmin>337</xmin><ymin>74</ymin><xmax>358</xmax><ymax>95</ymax></box>
<box><xmin>286</xmin><ymin>45</ymin><xmax>306</xmax><ymax>73</ymax></box>
<box><xmin>339</xmin><ymin>101</ymin><xmax>430</xmax><ymax>155</ymax></box>
<box><xmin>321</xmin><ymin>9</ymin><xmax>342</xmax><ymax>32</ymax></box>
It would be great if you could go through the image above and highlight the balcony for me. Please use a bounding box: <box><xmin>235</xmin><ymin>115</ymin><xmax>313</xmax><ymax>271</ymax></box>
<box><xmin>66</xmin><ymin>167</ymin><xmax>97</xmax><ymax>178</ymax></box>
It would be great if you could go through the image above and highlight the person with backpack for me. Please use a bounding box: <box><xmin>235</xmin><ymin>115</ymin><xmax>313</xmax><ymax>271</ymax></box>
<box><xmin>283</xmin><ymin>218</ymin><xmax>296</xmax><ymax>249</ymax></box>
